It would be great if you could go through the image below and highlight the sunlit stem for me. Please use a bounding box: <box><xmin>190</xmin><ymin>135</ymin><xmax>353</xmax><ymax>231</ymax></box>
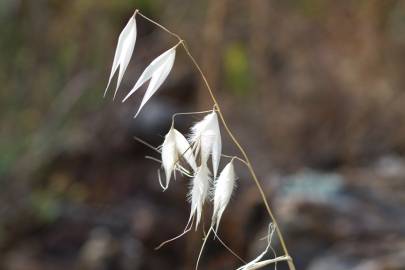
<box><xmin>221</xmin><ymin>154</ymin><xmax>248</xmax><ymax>166</ymax></box>
<box><xmin>212</xmin><ymin>228</ymin><xmax>246</xmax><ymax>264</ymax></box>
<box><xmin>247</xmin><ymin>256</ymin><xmax>291</xmax><ymax>269</ymax></box>
<box><xmin>134</xmin><ymin>137</ymin><xmax>160</xmax><ymax>153</ymax></box>
<box><xmin>196</xmin><ymin>227</ymin><xmax>212</xmax><ymax>270</ymax></box>
<box><xmin>171</xmin><ymin>109</ymin><xmax>217</xmax><ymax>126</ymax></box>
<box><xmin>155</xmin><ymin>215</ymin><xmax>194</xmax><ymax>250</ymax></box>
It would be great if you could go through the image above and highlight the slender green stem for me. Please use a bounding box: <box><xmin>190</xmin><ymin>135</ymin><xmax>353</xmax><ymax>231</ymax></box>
<box><xmin>137</xmin><ymin>10</ymin><xmax>296</xmax><ymax>270</ymax></box>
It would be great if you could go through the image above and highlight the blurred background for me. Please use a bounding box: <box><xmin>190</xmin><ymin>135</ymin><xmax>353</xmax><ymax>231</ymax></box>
<box><xmin>1</xmin><ymin>0</ymin><xmax>405</xmax><ymax>269</ymax></box>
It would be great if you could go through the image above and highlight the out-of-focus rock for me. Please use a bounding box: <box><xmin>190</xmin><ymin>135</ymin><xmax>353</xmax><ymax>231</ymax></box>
<box><xmin>308</xmin><ymin>249</ymin><xmax>405</xmax><ymax>270</ymax></box>
<box><xmin>306</xmin><ymin>255</ymin><xmax>357</xmax><ymax>270</ymax></box>
<box><xmin>78</xmin><ymin>227</ymin><xmax>142</xmax><ymax>270</ymax></box>
<box><xmin>275</xmin><ymin>167</ymin><xmax>405</xmax><ymax>269</ymax></box>
<box><xmin>78</xmin><ymin>228</ymin><xmax>117</xmax><ymax>270</ymax></box>
<box><xmin>3</xmin><ymin>243</ymin><xmax>42</xmax><ymax>270</ymax></box>
<box><xmin>352</xmin><ymin>250</ymin><xmax>405</xmax><ymax>270</ymax></box>
<box><xmin>374</xmin><ymin>154</ymin><xmax>405</xmax><ymax>178</ymax></box>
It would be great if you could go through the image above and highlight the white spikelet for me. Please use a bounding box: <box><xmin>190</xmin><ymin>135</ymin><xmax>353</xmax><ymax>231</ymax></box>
<box><xmin>236</xmin><ymin>224</ymin><xmax>276</xmax><ymax>270</ymax></box>
<box><xmin>104</xmin><ymin>14</ymin><xmax>137</xmax><ymax>99</ymax></box>
<box><xmin>161</xmin><ymin>128</ymin><xmax>177</xmax><ymax>190</ymax></box>
<box><xmin>188</xmin><ymin>164</ymin><xmax>210</xmax><ymax>229</ymax></box>
<box><xmin>212</xmin><ymin>160</ymin><xmax>236</xmax><ymax>231</ymax></box>
<box><xmin>122</xmin><ymin>47</ymin><xmax>176</xmax><ymax>117</ymax></box>
<box><xmin>189</xmin><ymin>111</ymin><xmax>222</xmax><ymax>178</ymax></box>
<box><xmin>210</xmin><ymin>113</ymin><xmax>222</xmax><ymax>179</ymax></box>
<box><xmin>161</xmin><ymin>127</ymin><xmax>197</xmax><ymax>190</ymax></box>
<box><xmin>173</xmin><ymin>129</ymin><xmax>197</xmax><ymax>171</ymax></box>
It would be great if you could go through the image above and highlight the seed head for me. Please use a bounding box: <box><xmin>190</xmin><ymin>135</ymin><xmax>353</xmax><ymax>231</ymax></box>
<box><xmin>123</xmin><ymin>47</ymin><xmax>176</xmax><ymax>118</ymax></box>
<box><xmin>161</xmin><ymin>127</ymin><xmax>197</xmax><ymax>189</ymax></box>
<box><xmin>189</xmin><ymin>111</ymin><xmax>222</xmax><ymax>178</ymax></box>
<box><xmin>188</xmin><ymin>163</ymin><xmax>211</xmax><ymax>229</ymax></box>
<box><xmin>212</xmin><ymin>160</ymin><xmax>236</xmax><ymax>231</ymax></box>
<box><xmin>105</xmin><ymin>14</ymin><xmax>137</xmax><ymax>99</ymax></box>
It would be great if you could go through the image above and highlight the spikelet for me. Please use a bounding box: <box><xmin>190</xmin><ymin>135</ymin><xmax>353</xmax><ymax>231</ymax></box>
<box><xmin>211</xmin><ymin>160</ymin><xmax>236</xmax><ymax>231</ymax></box>
<box><xmin>104</xmin><ymin>14</ymin><xmax>137</xmax><ymax>99</ymax></box>
<box><xmin>161</xmin><ymin>127</ymin><xmax>197</xmax><ymax>189</ymax></box>
<box><xmin>123</xmin><ymin>47</ymin><xmax>176</xmax><ymax>118</ymax></box>
<box><xmin>188</xmin><ymin>163</ymin><xmax>210</xmax><ymax>229</ymax></box>
<box><xmin>173</xmin><ymin>128</ymin><xmax>197</xmax><ymax>172</ymax></box>
<box><xmin>236</xmin><ymin>223</ymin><xmax>276</xmax><ymax>270</ymax></box>
<box><xmin>189</xmin><ymin>111</ymin><xmax>222</xmax><ymax>178</ymax></box>
<box><xmin>161</xmin><ymin>128</ymin><xmax>177</xmax><ymax>189</ymax></box>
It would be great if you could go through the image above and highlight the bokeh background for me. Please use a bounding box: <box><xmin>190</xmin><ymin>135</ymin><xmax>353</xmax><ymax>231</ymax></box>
<box><xmin>1</xmin><ymin>0</ymin><xmax>405</xmax><ymax>269</ymax></box>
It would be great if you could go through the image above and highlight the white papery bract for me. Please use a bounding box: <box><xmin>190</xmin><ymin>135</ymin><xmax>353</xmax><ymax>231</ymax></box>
<box><xmin>104</xmin><ymin>14</ymin><xmax>137</xmax><ymax>99</ymax></box>
<box><xmin>122</xmin><ymin>47</ymin><xmax>176</xmax><ymax>117</ymax></box>
<box><xmin>212</xmin><ymin>160</ymin><xmax>236</xmax><ymax>231</ymax></box>
<box><xmin>188</xmin><ymin>164</ymin><xmax>210</xmax><ymax>229</ymax></box>
<box><xmin>161</xmin><ymin>127</ymin><xmax>197</xmax><ymax>190</ymax></box>
<box><xmin>161</xmin><ymin>128</ymin><xmax>177</xmax><ymax>190</ymax></box>
<box><xmin>236</xmin><ymin>224</ymin><xmax>276</xmax><ymax>270</ymax></box>
<box><xmin>189</xmin><ymin>111</ymin><xmax>222</xmax><ymax>178</ymax></box>
<box><xmin>173</xmin><ymin>128</ymin><xmax>197</xmax><ymax>172</ymax></box>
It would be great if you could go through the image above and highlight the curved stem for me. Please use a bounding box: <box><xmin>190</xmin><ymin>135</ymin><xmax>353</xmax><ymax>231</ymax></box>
<box><xmin>211</xmin><ymin>228</ymin><xmax>247</xmax><ymax>264</ymax></box>
<box><xmin>137</xmin><ymin>11</ymin><xmax>295</xmax><ymax>270</ymax></box>
<box><xmin>221</xmin><ymin>154</ymin><xmax>248</xmax><ymax>166</ymax></box>
<box><xmin>137</xmin><ymin>12</ymin><xmax>183</xmax><ymax>41</ymax></box>
<box><xmin>171</xmin><ymin>109</ymin><xmax>215</xmax><ymax>125</ymax></box>
<box><xmin>180</xmin><ymin>40</ymin><xmax>296</xmax><ymax>270</ymax></box>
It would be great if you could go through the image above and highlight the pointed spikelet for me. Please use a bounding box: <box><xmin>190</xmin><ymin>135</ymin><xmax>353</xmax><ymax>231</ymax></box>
<box><xmin>161</xmin><ymin>127</ymin><xmax>197</xmax><ymax>190</ymax></box>
<box><xmin>210</xmin><ymin>113</ymin><xmax>222</xmax><ymax>179</ymax></box>
<box><xmin>188</xmin><ymin>164</ymin><xmax>211</xmax><ymax>229</ymax></box>
<box><xmin>161</xmin><ymin>128</ymin><xmax>177</xmax><ymax>189</ymax></box>
<box><xmin>105</xmin><ymin>14</ymin><xmax>137</xmax><ymax>99</ymax></box>
<box><xmin>189</xmin><ymin>111</ymin><xmax>222</xmax><ymax>178</ymax></box>
<box><xmin>212</xmin><ymin>160</ymin><xmax>236</xmax><ymax>231</ymax></box>
<box><xmin>122</xmin><ymin>47</ymin><xmax>176</xmax><ymax>118</ymax></box>
<box><xmin>173</xmin><ymin>129</ymin><xmax>197</xmax><ymax>172</ymax></box>
<box><xmin>236</xmin><ymin>223</ymin><xmax>276</xmax><ymax>270</ymax></box>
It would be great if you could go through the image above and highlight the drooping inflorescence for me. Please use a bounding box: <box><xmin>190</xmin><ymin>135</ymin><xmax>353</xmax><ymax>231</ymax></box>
<box><xmin>104</xmin><ymin>10</ymin><xmax>295</xmax><ymax>270</ymax></box>
<box><xmin>105</xmin><ymin>12</ymin><xmax>234</xmax><ymax>233</ymax></box>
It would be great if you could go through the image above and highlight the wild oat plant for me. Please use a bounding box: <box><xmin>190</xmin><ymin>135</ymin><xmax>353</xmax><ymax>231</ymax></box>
<box><xmin>104</xmin><ymin>10</ymin><xmax>296</xmax><ymax>270</ymax></box>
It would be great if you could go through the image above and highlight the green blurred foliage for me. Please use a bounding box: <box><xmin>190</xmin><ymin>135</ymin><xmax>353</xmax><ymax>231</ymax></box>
<box><xmin>30</xmin><ymin>189</ymin><xmax>62</xmax><ymax>223</ymax></box>
<box><xmin>224</xmin><ymin>43</ymin><xmax>254</xmax><ymax>97</ymax></box>
<box><xmin>0</xmin><ymin>0</ymin><xmax>163</xmax><ymax>177</ymax></box>
<box><xmin>288</xmin><ymin>0</ymin><xmax>328</xmax><ymax>19</ymax></box>
<box><xmin>30</xmin><ymin>171</ymin><xmax>87</xmax><ymax>223</ymax></box>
